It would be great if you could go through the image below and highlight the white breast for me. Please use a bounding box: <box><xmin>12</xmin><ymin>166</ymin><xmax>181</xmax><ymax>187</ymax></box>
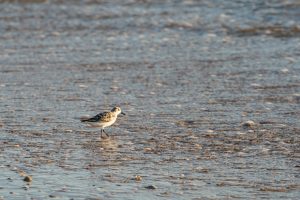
<box><xmin>102</xmin><ymin>117</ymin><xmax>117</xmax><ymax>128</ymax></box>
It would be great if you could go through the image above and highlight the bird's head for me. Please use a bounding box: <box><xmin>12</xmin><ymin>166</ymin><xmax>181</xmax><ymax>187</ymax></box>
<box><xmin>111</xmin><ymin>106</ymin><xmax>126</xmax><ymax>116</ymax></box>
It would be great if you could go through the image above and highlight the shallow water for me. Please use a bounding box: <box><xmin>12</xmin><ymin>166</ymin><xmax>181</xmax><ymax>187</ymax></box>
<box><xmin>0</xmin><ymin>0</ymin><xmax>300</xmax><ymax>199</ymax></box>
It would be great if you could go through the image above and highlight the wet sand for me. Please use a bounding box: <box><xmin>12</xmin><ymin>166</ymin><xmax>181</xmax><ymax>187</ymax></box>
<box><xmin>0</xmin><ymin>0</ymin><xmax>300</xmax><ymax>199</ymax></box>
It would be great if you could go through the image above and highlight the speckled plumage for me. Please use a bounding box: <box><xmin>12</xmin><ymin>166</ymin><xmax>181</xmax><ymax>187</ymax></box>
<box><xmin>82</xmin><ymin>112</ymin><xmax>116</xmax><ymax>123</ymax></box>
<box><xmin>80</xmin><ymin>106</ymin><xmax>125</xmax><ymax>138</ymax></box>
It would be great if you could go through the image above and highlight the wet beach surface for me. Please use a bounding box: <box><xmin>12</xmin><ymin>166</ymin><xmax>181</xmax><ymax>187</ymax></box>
<box><xmin>0</xmin><ymin>0</ymin><xmax>300</xmax><ymax>199</ymax></box>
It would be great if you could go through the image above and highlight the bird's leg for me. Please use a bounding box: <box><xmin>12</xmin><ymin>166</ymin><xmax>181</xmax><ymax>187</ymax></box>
<box><xmin>103</xmin><ymin>129</ymin><xmax>109</xmax><ymax>137</ymax></box>
<box><xmin>100</xmin><ymin>129</ymin><xmax>109</xmax><ymax>138</ymax></box>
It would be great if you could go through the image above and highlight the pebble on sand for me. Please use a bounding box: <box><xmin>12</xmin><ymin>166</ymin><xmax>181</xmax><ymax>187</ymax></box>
<box><xmin>23</xmin><ymin>176</ymin><xmax>32</xmax><ymax>182</ymax></box>
<box><xmin>242</xmin><ymin>120</ymin><xmax>256</xmax><ymax>128</ymax></box>
<box><xmin>135</xmin><ymin>175</ymin><xmax>142</xmax><ymax>182</ymax></box>
<box><xmin>145</xmin><ymin>185</ymin><xmax>157</xmax><ymax>189</ymax></box>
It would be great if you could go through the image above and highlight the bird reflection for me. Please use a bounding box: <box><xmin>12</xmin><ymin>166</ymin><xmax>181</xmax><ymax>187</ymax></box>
<box><xmin>82</xmin><ymin>135</ymin><xmax>120</xmax><ymax>157</ymax></box>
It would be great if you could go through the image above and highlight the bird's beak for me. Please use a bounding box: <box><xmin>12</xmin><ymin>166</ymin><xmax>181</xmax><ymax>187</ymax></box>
<box><xmin>121</xmin><ymin>112</ymin><xmax>126</xmax><ymax>116</ymax></box>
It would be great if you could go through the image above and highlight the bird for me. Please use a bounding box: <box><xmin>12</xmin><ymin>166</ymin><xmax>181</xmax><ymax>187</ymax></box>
<box><xmin>80</xmin><ymin>106</ymin><xmax>125</xmax><ymax>138</ymax></box>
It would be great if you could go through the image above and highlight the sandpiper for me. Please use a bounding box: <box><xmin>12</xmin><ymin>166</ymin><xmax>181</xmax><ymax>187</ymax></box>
<box><xmin>80</xmin><ymin>106</ymin><xmax>125</xmax><ymax>138</ymax></box>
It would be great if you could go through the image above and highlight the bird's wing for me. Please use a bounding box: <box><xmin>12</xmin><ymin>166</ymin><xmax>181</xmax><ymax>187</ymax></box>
<box><xmin>81</xmin><ymin>112</ymin><xmax>113</xmax><ymax>123</ymax></box>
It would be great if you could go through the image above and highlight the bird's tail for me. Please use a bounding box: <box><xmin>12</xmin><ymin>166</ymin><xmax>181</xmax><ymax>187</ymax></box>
<box><xmin>80</xmin><ymin>116</ymin><xmax>90</xmax><ymax>122</ymax></box>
